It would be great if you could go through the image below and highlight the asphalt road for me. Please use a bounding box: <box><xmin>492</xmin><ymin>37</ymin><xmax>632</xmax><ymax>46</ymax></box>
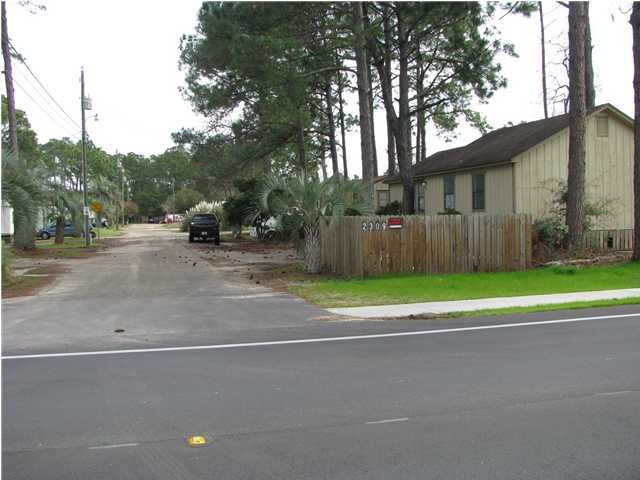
<box><xmin>3</xmin><ymin>226</ymin><xmax>640</xmax><ymax>479</ymax></box>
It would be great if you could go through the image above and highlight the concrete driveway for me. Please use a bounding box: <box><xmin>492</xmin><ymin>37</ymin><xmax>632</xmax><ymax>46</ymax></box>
<box><xmin>1</xmin><ymin>224</ymin><xmax>327</xmax><ymax>356</ymax></box>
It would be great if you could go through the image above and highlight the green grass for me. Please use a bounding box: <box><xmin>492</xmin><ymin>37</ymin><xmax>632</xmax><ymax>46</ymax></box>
<box><xmin>290</xmin><ymin>262</ymin><xmax>640</xmax><ymax>308</ymax></box>
<box><xmin>1</xmin><ymin>274</ymin><xmax>48</xmax><ymax>296</ymax></box>
<box><xmin>94</xmin><ymin>226</ymin><xmax>126</xmax><ymax>238</ymax></box>
<box><xmin>446</xmin><ymin>297</ymin><xmax>640</xmax><ymax>318</ymax></box>
<box><xmin>36</xmin><ymin>237</ymin><xmax>103</xmax><ymax>250</ymax></box>
<box><xmin>33</xmin><ymin>237</ymin><xmax>107</xmax><ymax>258</ymax></box>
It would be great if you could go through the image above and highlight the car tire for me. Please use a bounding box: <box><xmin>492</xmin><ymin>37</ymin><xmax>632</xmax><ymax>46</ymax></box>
<box><xmin>214</xmin><ymin>236</ymin><xmax>220</xmax><ymax>246</ymax></box>
<box><xmin>188</xmin><ymin>234</ymin><xmax>194</xmax><ymax>243</ymax></box>
<box><xmin>41</xmin><ymin>232</ymin><xmax>50</xmax><ymax>240</ymax></box>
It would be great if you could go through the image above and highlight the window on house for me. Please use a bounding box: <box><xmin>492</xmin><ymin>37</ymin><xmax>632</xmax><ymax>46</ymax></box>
<box><xmin>377</xmin><ymin>190</ymin><xmax>389</xmax><ymax>208</ymax></box>
<box><xmin>472</xmin><ymin>174</ymin><xmax>485</xmax><ymax>211</ymax></box>
<box><xmin>443</xmin><ymin>175</ymin><xmax>455</xmax><ymax>210</ymax></box>
<box><xmin>596</xmin><ymin>115</ymin><xmax>609</xmax><ymax>138</ymax></box>
<box><xmin>414</xmin><ymin>186</ymin><xmax>425</xmax><ymax>213</ymax></box>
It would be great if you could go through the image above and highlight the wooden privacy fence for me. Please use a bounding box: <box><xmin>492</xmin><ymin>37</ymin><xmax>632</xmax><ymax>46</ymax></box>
<box><xmin>320</xmin><ymin>214</ymin><xmax>532</xmax><ymax>277</ymax></box>
<box><xmin>584</xmin><ymin>229</ymin><xmax>633</xmax><ymax>251</ymax></box>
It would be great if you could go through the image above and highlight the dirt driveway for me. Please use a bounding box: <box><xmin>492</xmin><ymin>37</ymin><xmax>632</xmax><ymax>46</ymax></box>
<box><xmin>1</xmin><ymin>225</ymin><xmax>327</xmax><ymax>356</ymax></box>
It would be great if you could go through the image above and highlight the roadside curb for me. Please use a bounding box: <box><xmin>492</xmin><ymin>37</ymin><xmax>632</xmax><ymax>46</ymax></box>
<box><xmin>326</xmin><ymin>289</ymin><xmax>640</xmax><ymax>319</ymax></box>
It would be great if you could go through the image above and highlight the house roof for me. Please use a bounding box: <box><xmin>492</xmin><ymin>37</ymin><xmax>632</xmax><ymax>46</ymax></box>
<box><xmin>384</xmin><ymin>103</ymin><xmax>632</xmax><ymax>184</ymax></box>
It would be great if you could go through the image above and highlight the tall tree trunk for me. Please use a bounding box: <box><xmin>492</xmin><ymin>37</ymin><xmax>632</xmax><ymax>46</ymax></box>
<box><xmin>584</xmin><ymin>3</ymin><xmax>595</xmax><ymax>109</ymax></box>
<box><xmin>2</xmin><ymin>2</ymin><xmax>34</xmax><ymax>249</ymax></box>
<box><xmin>337</xmin><ymin>72</ymin><xmax>348</xmax><ymax>179</ymax></box>
<box><xmin>367</xmin><ymin>49</ymin><xmax>378</xmax><ymax>177</ymax></box>
<box><xmin>539</xmin><ymin>2</ymin><xmax>549</xmax><ymax>119</ymax></box>
<box><xmin>631</xmin><ymin>4</ymin><xmax>640</xmax><ymax>261</ymax></box>
<box><xmin>396</xmin><ymin>5</ymin><xmax>414</xmax><ymax>214</ymax></box>
<box><xmin>415</xmin><ymin>58</ymin><xmax>426</xmax><ymax>164</ymax></box>
<box><xmin>352</xmin><ymin>1</ymin><xmax>374</xmax><ymax>198</ymax></box>
<box><xmin>567</xmin><ymin>2</ymin><xmax>587</xmax><ymax>249</ymax></box>
<box><xmin>319</xmin><ymin>134</ymin><xmax>328</xmax><ymax>181</ymax></box>
<box><xmin>415</xmin><ymin>102</ymin><xmax>421</xmax><ymax>166</ymax></box>
<box><xmin>367</xmin><ymin>3</ymin><xmax>412</xmax><ymax>209</ymax></box>
<box><xmin>383</xmin><ymin>3</ymin><xmax>396</xmax><ymax>175</ymax></box>
<box><xmin>386</xmin><ymin>122</ymin><xmax>397</xmax><ymax>174</ymax></box>
<box><xmin>420</xmin><ymin>118</ymin><xmax>426</xmax><ymax>163</ymax></box>
<box><xmin>324</xmin><ymin>81</ymin><xmax>339</xmax><ymax>178</ymax></box>
<box><xmin>1</xmin><ymin>1</ymin><xmax>18</xmax><ymax>161</ymax></box>
<box><xmin>297</xmin><ymin>123</ymin><xmax>307</xmax><ymax>179</ymax></box>
<box><xmin>303</xmin><ymin>225</ymin><xmax>321</xmax><ymax>273</ymax></box>
<box><xmin>55</xmin><ymin>215</ymin><xmax>65</xmax><ymax>244</ymax></box>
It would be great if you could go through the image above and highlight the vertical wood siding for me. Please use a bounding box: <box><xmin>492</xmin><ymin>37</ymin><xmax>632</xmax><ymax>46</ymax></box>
<box><xmin>512</xmin><ymin>112</ymin><xmax>633</xmax><ymax>229</ymax></box>
<box><xmin>389</xmin><ymin>184</ymin><xmax>403</xmax><ymax>204</ymax></box>
<box><xmin>421</xmin><ymin>164</ymin><xmax>514</xmax><ymax>215</ymax></box>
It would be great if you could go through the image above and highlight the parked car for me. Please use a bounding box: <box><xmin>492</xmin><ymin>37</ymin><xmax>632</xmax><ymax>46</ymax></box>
<box><xmin>38</xmin><ymin>222</ymin><xmax>96</xmax><ymax>240</ymax></box>
<box><xmin>188</xmin><ymin>213</ymin><xmax>220</xmax><ymax>244</ymax></box>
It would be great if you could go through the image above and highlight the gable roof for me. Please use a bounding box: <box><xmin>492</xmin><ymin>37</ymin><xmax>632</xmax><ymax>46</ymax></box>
<box><xmin>384</xmin><ymin>103</ymin><xmax>632</xmax><ymax>184</ymax></box>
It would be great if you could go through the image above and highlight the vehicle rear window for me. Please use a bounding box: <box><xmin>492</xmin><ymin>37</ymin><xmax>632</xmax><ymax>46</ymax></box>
<box><xmin>191</xmin><ymin>214</ymin><xmax>217</xmax><ymax>223</ymax></box>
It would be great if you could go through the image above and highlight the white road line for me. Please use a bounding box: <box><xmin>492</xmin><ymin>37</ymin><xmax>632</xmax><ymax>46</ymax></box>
<box><xmin>365</xmin><ymin>417</ymin><xmax>409</xmax><ymax>425</ymax></box>
<box><xmin>2</xmin><ymin>312</ymin><xmax>639</xmax><ymax>361</ymax></box>
<box><xmin>594</xmin><ymin>390</ymin><xmax>633</xmax><ymax>397</ymax></box>
<box><xmin>88</xmin><ymin>443</ymin><xmax>139</xmax><ymax>450</ymax></box>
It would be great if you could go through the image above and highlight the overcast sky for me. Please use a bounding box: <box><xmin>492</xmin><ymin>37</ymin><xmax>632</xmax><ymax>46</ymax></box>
<box><xmin>4</xmin><ymin>1</ymin><xmax>635</xmax><ymax>178</ymax></box>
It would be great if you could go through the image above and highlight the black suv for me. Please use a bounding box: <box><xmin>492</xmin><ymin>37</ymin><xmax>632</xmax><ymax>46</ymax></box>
<box><xmin>188</xmin><ymin>213</ymin><xmax>220</xmax><ymax>244</ymax></box>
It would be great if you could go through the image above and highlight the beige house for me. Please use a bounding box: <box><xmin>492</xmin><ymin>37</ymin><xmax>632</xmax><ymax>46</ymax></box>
<box><xmin>376</xmin><ymin>104</ymin><xmax>634</xmax><ymax>231</ymax></box>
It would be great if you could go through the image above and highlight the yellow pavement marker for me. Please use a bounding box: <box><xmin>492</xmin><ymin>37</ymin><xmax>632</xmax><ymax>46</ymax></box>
<box><xmin>187</xmin><ymin>435</ymin><xmax>207</xmax><ymax>447</ymax></box>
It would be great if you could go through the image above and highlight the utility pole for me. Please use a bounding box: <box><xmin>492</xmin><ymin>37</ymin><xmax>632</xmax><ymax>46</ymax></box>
<box><xmin>1</xmin><ymin>1</ymin><xmax>19</xmax><ymax>161</ymax></box>
<box><xmin>122</xmin><ymin>168</ymin><xmax>125</xmax><ymax>227</ymax></box>
<box><xmin>117</xmin><ymin>151</ymin><xmax>124</xmax><ymax>228</ymax></box>
<box><xmin>80</xmin><ymin>68</ymin><xmax>91</xmax><ymax>246</ymax></box>
<box><xmin>538</xmin><ymin>2</ymin><xmax>549</xmax><ymax>119</ymax></box>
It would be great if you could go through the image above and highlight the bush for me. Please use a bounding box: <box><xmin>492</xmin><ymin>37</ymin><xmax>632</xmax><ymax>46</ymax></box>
<box><xmin>223</xmin><ymin>178</ymin><xmax>262</xmax><ymax>235</ymax></box>
<box><xmin>533</xmin><ymin>216</ymin><xmax>568</xmax><ymax>250</ymax></box>
<box><xmin>375</xmin><ymin>201</ymin><xmax>401</xmax><ymax>215</ymax></box>
<box><xmin>438</xmin><ymin>208</ymin><xmax>462</xmax><ymax>215</ymax></box>
<box><xmin>181</xmin><ymin>201</ymin><xmax>225</xmax><ymax>232</ymax></box>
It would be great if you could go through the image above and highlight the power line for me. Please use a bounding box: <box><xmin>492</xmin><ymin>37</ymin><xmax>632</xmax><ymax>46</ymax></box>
<box><xmin>12</xmin><ymin>64</ymin><xmax>80</xmax><ymax>133</ymax></box>
<box><xmin>8</xmin><ymin>39</ymin><xmax>81</xmax><ymax>130</ymax></box>
<box><xmin>12</xmin><ymin>76</ymin><xmax>81</xmax><ymax>140</ymax></box>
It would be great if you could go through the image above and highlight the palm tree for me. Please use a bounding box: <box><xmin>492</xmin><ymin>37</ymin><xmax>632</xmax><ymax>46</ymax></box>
<box><xmin>1</xmin><ymin>150</ymin><xmax>43</xmax><ymax>249</ymax></box>
<box><xmin>260</xmin><ymin>175</ymin><xmax>371</xmax><ymax>273</ymax></box>
<box><xmin>47</xmin><ymin>186</ymin><xmax>83</xmax><ymax>243</ymax></box>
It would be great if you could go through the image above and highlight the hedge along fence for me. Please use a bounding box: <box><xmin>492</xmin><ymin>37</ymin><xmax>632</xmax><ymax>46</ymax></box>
<box><xmin>320</xmin><ymin>214</ymin><xmax>532</xmax><ymax>277</ymax></box>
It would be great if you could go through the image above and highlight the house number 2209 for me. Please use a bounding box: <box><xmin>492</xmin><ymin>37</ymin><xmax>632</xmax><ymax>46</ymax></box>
<box><xmin>361</xmin><ymin>220</ymin><xmax>387</xmax><ymax>232</ymax></box>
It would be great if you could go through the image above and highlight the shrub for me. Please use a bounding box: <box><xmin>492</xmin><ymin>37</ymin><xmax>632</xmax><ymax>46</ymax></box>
<box><xmin>181</xmin><ymin>201</ymin><xmax>225</xmax><ymax>232</ymax></box>
<box><xmin>533</xmin><ymin>216</ymin><xmax>568</xmax><ymax>250</ymax></box>
<box><xmin>375</xmin><ymin>201</ymin><xmax>401</xmax><ymax>215</ymax></box>
<box><xmin>222</xmin><ymin>178</ymin><xmax>263</xmax><ymax>235</ymax></box>
<box><xmin>540</xmin><ymin>179</ymin><xmax>611</xmax><ymax>237</ymax></box>
<box><xmin>438</xmin><ymin>208</ymin><xmax>462</xmax><ymax>215</ymax></box>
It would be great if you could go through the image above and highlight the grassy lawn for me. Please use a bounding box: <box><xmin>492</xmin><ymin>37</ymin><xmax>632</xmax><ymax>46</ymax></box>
<box><xmin>1</xmin><ymin>275</ymin><xmax>50</xmax><ymax>298</ymax></box>
<box><xmin>94</xmin><ymin>226</ymin><xmax>126</xmax><ymax>239</ymax></box>
<box><xmin>445</xmin><ymin>297</ymin><xmax>640</xmax><ymax>318</ymax></box>
<box><xmin>32</xmin><ymin>236</ymin><xmax>108</xmax><ymax>258</ymax></box>
<box><xmin>290</xmin><ymin>262</ymin><xmax>640</xmax><ymax>308</ymax></box>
